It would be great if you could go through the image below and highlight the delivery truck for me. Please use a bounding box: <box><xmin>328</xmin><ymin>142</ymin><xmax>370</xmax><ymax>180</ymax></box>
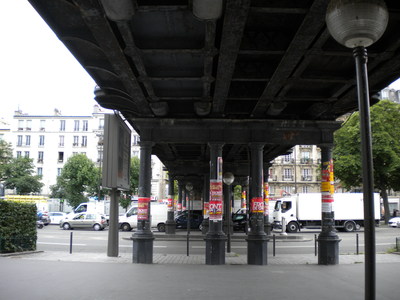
<box><xmin>119</xmin><ymin>202</ymin><xmax>168</xmax><ymax>231</ymax></box>
<box><xmin>272</xmin><ymin>193</ymin><xmax>380</xmax><ymax>233</ymax></box>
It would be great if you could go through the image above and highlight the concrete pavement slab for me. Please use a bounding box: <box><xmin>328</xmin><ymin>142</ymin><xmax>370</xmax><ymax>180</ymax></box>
<box><xmin>0</xmin><ymin>256</ymin><xmax>399</xmax><ymax>300</ymax></box>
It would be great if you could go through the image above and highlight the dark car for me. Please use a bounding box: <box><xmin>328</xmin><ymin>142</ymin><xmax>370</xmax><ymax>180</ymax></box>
<box><xmin>175</xmin><ymin>210</ymin><xmax>204</xmax><ymax>230</ymax></box>
<box><xmin>232</xmin><ymin>213</ymin><xmax>247</xmax><ymax>232</ymax></box>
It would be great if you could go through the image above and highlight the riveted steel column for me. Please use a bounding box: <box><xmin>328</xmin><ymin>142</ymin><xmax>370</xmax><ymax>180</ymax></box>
<box><xmin>205</xmin><ymin>143</ymin><xmax>226</xmax><ymax>265</ymax></box>
<box><xmin>165</xmin><ymin>173</ymin><xmax>176</xmax><ymax>234</ymax></box>
<box><xmin>318</xmin><ymin>146</ymin><xmax>340</xmax><ymax>265</ymax></box>
<box><xmin>132</xmin><ymin>141</ymin><xmax>154</xmax><ymax>264</ymax></box>
<box><xmin>201</xmin><ymin>173</ymin><xmax>210</xmax><ymax>234</ymax></box>
<box><xmin>247</xmin><ymin>143</ymin><xmax>268</xmax><ymax>265</ymax></box>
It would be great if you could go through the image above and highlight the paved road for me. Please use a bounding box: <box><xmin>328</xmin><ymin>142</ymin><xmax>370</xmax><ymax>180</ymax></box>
<box><xmin>37</xmin><ymin>225</ymin><xmax>400</xmax><ymax>256</ymax></box>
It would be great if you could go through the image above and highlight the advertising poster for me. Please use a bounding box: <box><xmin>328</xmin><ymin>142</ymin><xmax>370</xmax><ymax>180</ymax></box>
<box><xmin>167</xmin><ymin>197</ymin><xmax>174</xmax><ymax>212</ymax></box>
<box><xmin>209</xmin><ymin>179</ymin><xmax>223</xmax><ymax>220</ymax></box>
<box><xmin>138</xmin><ymin>197</ymin><xmax>150</xmax><ymax>220</ymax></box>
<box><xmin>251</xmin><ymin>197</ymin><xmax>264</xmax><ymax>213</ymax></box>
<box><xmin>263</xmin><ymin>182</ymin><xmax>269</xmax><ymax>216</ymax></box>
<box><xmin>321</xmin><ymin>159</ymin><xmax>334</xmax><ymax>213</ymax></box>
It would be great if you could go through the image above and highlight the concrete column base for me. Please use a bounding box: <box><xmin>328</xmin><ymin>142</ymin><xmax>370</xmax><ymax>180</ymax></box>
<box><xmin>317</xmin><ymin>232</ymin><xmax>341</xmax><ymax>265</ymax></box>
<box><xmin>246</xmin><ymin>233</ymin><xmax>269</xmax><ymax>265</ymax></box>
<box><xmin>165</xmin><ymin>221</ymin><xmax>176</xmax><ymax>234</ymax></box>
<box><xmin>132</xmin><ymin>232</ymin><xmax>155</xmax><ymax>264</ymax></box>
<box><xmin>205</xmin><ymin>232</ymin><xmax>227</xmax><ymax>265</ymax></box>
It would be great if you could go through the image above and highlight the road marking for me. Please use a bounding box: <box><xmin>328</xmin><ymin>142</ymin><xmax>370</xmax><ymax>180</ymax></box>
<box><xmin>37</xmin><ymin>242</ymin><xmax>86</xmax><ymax>246</ymax></box>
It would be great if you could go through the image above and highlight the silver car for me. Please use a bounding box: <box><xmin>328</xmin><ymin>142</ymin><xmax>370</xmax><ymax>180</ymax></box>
<box><xmin>60</xmin><ymin>213</ymin><xmax>107</xmax><ymax>231</ymax></box>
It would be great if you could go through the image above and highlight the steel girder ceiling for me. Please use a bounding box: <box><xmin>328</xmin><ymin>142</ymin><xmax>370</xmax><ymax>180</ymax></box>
<box><xmin>27</xmin><ymin>0</ymin><xmax>400</xmax><ymax>181</ymax></box>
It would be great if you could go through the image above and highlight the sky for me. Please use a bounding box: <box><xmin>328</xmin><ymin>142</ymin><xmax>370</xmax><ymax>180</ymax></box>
<box><xmin>0</xmin><ymin>0</ymin><xmax>98</xmax><ymax>121</ymax></box>
<box><xmin>1</xmin><ymin>1</ymin><xmax>400</xmax><ymax>123</ymax></box>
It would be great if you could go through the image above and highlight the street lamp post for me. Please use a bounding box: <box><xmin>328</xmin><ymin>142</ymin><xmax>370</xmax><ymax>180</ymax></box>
<box><xmin>326</xmin><ymin>1</ymin><xmax>389</xmax><ymax>299</ymax></box>
<box><xmin>223</xmin><ymin>172</ymin><xmax>235</xmax><ymax>253</ymax></box>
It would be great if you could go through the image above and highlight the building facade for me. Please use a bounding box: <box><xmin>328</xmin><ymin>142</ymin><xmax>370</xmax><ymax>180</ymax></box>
<box><xmin>5</xmin><ymin>106</ymin><xmax>166</xmax><ymax>200</ymax></box>
<box><xmin>268</xmin><ymin>145</ymin><xmax>321</xmax><ymax>199</ymax></box>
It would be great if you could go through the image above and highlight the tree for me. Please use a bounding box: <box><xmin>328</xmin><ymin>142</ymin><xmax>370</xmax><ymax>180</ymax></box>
<box><xmin>50</xmin><ymin>154</ymin><xmax>98</xmax><ymax>208</ymax></box>
<box><xmin>3</xmin><ymin>157</ymin><xmax>43</xmax><ymax>194</ymax></box>
<box><xmin>0</xmin><ymin>140</ymin><xmax>13</xmax><ymax>181</ymax></box>
<box><xmin>333</xmin><ymin>100</ymin><xmax>400</xmax><ymax>223</ymax></box>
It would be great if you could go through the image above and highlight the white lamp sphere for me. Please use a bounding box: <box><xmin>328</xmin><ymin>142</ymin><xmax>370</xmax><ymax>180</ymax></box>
<box><xmin>326</xmin><ymin>0</ymin><xmax>389</xmax><ymax>48</ymax></box>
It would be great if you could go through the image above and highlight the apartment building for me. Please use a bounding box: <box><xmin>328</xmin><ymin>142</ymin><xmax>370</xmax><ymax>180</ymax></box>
<box><xmin>268</xmin><ymin>145</ymin><xmax>321</xmax><ymax>198</ymax></box>
<box><xmin>6</xmin><ymin>106</ymin><xmax>166</xmax><ymax>199</ymax></box>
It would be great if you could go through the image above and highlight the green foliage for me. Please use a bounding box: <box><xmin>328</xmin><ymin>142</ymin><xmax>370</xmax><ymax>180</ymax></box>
<box><xmin>0</xmin><ymin>200</ymin><xmax>37</xmax><ymax>253</ymax></box>
<box><xmin>129</xmin><ymin>156</ymin><xmax>140</xmax><ymax>195</ymax></box>
<box><xmin>333</xmin><ymin>100</ymin><xmax>400</xmax><ymax>222</ymax></box>
<box><xmin>2</xmin><ymin>157</ymin><xmax>43</xmax><ymax>194</ymax></box>
<box><xmin>50</xmin><ymin>154</ymin><xmax>98</xmax><ymax>208</ymax></box>
<box><xmin>0</xmin><ymin>140</ymin><xmax>13</xmax><ymax>181</ymax></box>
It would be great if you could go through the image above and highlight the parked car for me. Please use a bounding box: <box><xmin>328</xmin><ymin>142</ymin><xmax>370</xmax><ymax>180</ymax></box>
<box><xmin>48</xmin><ymin>212</ymin><xmax>67</xmax><ymax>225</ymax></box>
<box><xmin>388</xmin><ymin>217</ymin><xmax>400</xmax><ymax>228</ymax></box>
<box><xmin>232</xmin><ymin>212</ymin><xmax>247</xmax><ymax>232</ymax></box>
<box><xmin>60</xmin><ymin>213</ymin><xmax>107</xmax><ymax>231</ymax></box>
<box><xmin>175</xmin><ymin>210</ymin><xmax>204</xmax><ymax>230</ymax></box>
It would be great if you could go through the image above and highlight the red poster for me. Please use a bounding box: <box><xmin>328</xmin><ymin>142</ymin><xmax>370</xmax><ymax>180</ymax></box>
<box><xmin>251</xmin><ymin>197</ymin><xmax>264</xmax><ymax>213</ymax></box>
<box><xmin>167</xmin><ymin>198</ymin><xmax>174</xmax><ymax>212</ymax></box>
<box><xmin>204</xmin><ymin>202</ymin><xmax>209</xmax><ymax>218</ymax></box>
<box><xmin>209</xmin><ymin>179</ymin><xmax>223</xmax><ymax>220</ymax></box>
<box><xmin>138</xmin><ymin>197</ymin><xmax>150</xmax><ymax>220</ymax></box>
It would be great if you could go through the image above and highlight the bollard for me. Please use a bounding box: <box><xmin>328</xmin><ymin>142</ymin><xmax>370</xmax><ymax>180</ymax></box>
<box><xmin>314</xmin><ymin>234</ymin><xmax>317</xmax><ymax>256</ymax></box>
<box><xmin>356</xmin><ymin>233</ymin><xmax>359</xmax><ymax>255</ymax></box>
<box><xmin>70</xmin><ymin>232</ymin><xmax>73</xmax><ymax>254</ymax></box>
<box><xmin>273</xmin><ymin>234</ymin><xmax>276</xmax><ymax>256</ymax></box>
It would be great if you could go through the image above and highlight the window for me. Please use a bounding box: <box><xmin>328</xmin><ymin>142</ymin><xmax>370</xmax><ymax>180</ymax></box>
<box><xmin>26</xmin><ymin>120</ymin><xmax>32</xmax><ymax>131</ymax></box>
<box><xmin>59</xmin><ymin>136</ymin><xmax>64</xmax><ymax>147</ymax></box>
<box><xmin>73</xmin><ymin>136</ymin><xmax>79</xmax><ymax>146</ymax></box>
<box><xmin>18</xmin><ymin>120</ymin><xmax>24</xmax><ymax>130</ymax></box>
<box><xmin>81</xmin><ymin>136</ymin><xmax>87</xmax><ymax>147</ymax></box>
<box><xmin>74</xmin><ymin>120</ymin><xmax>80</xmax><ymax>131</ymax></box>
<box><xmin>302</xmin><ymin>186</ymin><xmax>309</xmax><ymax>193</ymax></box>
<box><xmin>24</xmin><ymin>151</ymin><xmax>30</xmax><ymax>158</ymax></box>
<box><xmin>60</xmin><ymin>120</ymin><xmax>66</xmax><ymax>131</ymax></box>
<box><xmin>97</xmin><ymin>150</ymin><xmax>103</xmax><ymax>162</ymax></box>
<box><xmin>25</xmin><ymin>135</ymin><xmax>31</xmax><ymax>146</ymax></box>
<box><xmin>58</xmin><ymin>152</ymin><xmax>64</xmax><ymax>162</ymax></box>
<box><xmin>132</xmin><ymin>151</ymin><xmax>139</xmax><ymax>157</ymax></box>
<box><xmin>283</xmin><ymin>168</ymin><xmax>293</xmax><ymax>181</ymax></box>
<box><xmin>39</xmin><ymin>135</ymin><xmax>45</xmax><ymax>146</ymax></box>
<box><xmin>72</xmin><ymin>152</ymin><xmax>78</xmax><ymax>156</ymax></box>
<box><xmin>82</xmin><ymin>120</ymin><xmax>88</xmax><ymax>131</ymax></box>
<box><xmin>16</xmin><ymin>151</ymin><xmax>22</xmax><ymax>158</ymax></box>
<box><xmin>302</xmin><ymin>168</ymin><xmax>312</xmax><ymax>181</ymax></box>
<box><xmin>40</xmin><ymin>120</ymin><xmax>46</xmax><ymax>131</ymax></box>
<box><xmin>99</xmin><ymin>118</ymin><xmax>104</xmax><ymax>130</ymax></box>
<box><xmin>38</xmin><ymin>151</ymin><xmax>44</xmax><ymax>163</ymax></box>
<box><xmin>283</xmin><ymin>153</ymin><xmax>293</xmax><ymax>163</ymax></box>
<box><xmin>37</xmin><ymin>167</ymin><xmax>43</xmax><ymax>176</ymax></box>
<box><xmin>17</xmin><ymin>135</ymin><xmax>23</xmax><ymax>146</ymax></box>
<box><xmin>57</xmin><ymin>168</ymin><xmax>62</xmax><ymax>176</ymax></box>
<box><xmin>133</xmin><ymin>135</ymin><xmax>140</xmax><ymax>145</ymax></box>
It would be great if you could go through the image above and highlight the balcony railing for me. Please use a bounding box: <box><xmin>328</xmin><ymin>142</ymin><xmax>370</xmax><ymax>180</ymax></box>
<box><xmin>301</xmin><ymin>175</ymin><xmax>313</xmax><ymax>181</ymax></box>
<box><xmin>282</xmin><ymin>175</ymin><xmax>294</xmax><ymax>181</ymax></box>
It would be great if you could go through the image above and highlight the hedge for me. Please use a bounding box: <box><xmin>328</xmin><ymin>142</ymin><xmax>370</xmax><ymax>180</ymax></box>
<box><xmin>0</xmin><ymin>200</ymin><xmax>37</xmax><ymax>253</ymax></box>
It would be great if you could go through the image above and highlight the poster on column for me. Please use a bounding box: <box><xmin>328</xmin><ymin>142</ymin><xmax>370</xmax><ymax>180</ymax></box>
<box><xmin>209</xmin><ymin>179</ymin><xmax>223</xmax><ymax>221</ymax></box>
<box><xmin>251</xmin><ymin>197</ymin><xmax>264</xmax><ymax>213</ymax></box>
<box><xmin>321</xmin><ymin>159</ymin><xmax>334</xmax><ymax>213</ymax></box>
<box><xmin>138</xmin><ymin>197</ymin><xmax>150</xmax><ymax>220</ymax></box>
<box><xmin>167</xmin><ymin>197</ymin><xmax>174</xmax><ymax>212</ymax></box>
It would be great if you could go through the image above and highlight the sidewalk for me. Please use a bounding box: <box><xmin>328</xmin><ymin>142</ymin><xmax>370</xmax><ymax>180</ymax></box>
<box><xmin>1</xmin><ymin>251</ymin><xmax>400</xmax><ymax>300</ymax></box>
